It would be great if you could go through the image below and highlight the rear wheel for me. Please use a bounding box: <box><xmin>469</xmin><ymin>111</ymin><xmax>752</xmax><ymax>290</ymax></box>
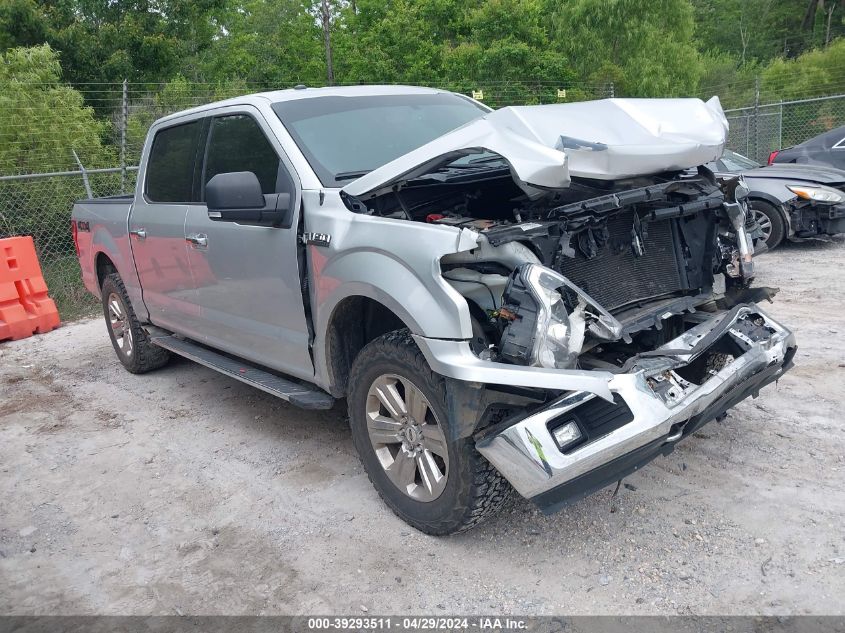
<box><xmin>347</xmin><ymin>330</ymin><xmax>510</xmax><ymax>535</ymax></box>
<box><xmin>101</xmin><ymin>273</ymin><xmax>170</xmax><ymax>374</ymax></box>
<box><xmin>749</xmin><ymin>200</ymin><xmax>786</xmax><ymax>249</ymax></box>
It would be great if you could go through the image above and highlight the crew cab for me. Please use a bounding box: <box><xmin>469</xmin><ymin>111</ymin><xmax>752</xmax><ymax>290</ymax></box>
<box><xmin>72</xmin><ymin>86</ymin><xmax>796</xmax><ymax>534</ymax></box>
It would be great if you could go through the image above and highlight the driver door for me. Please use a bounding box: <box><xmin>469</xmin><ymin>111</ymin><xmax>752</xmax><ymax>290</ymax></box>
<box><xmin>183</xmin><ymin>108</ymin><xmax>313</xmax><ymax>379</ymax></box>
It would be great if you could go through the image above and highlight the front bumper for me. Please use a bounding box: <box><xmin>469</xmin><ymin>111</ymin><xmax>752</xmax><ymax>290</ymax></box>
<box><xmin>790</xmin><ymin>201</ymin><xmax>845</xmax><ymax>238</ymax></box>
<box><xmin>473</xmin><ymin>305</ymin><xmax>796</xmax><ymax>512</ymax></box>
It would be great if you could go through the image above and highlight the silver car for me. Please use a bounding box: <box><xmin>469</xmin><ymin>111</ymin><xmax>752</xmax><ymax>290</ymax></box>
<box><xmin>72</xmin><ymin>86</ymin><xmax>796</xmax><ymax>534</ymax></box>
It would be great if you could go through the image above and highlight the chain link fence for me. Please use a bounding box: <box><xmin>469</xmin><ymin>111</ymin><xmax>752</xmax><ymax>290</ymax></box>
<box><xmin>724</xmin><ymin>94</ymin><xmax>845</xmax><ymax>163</ymax></box>
<box><xmin>0</xmin><ymin>169</ymin><xmax>138</xmax><ymax>319</ymax></box>
<box><xmin>1</xmin><ymin>80</ymin><xmax>844</xmax><ymax>320</ymax></box>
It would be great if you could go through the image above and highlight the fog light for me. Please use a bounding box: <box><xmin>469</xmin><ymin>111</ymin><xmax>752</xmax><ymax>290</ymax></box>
<box><xmin>551</xmin><ymin>420</ymin><xmax>583</xmax><ymax>451</ymax></box>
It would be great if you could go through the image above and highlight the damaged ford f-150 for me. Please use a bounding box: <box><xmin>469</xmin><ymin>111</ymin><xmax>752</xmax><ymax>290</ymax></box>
<box><xmin>72</xmin><ymin>86</ymin><xmax>796</xmax><ymax>534</ymax></box>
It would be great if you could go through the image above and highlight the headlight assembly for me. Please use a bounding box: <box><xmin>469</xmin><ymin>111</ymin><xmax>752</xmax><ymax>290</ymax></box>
<box><xmin>498</xmin><ymin>264</ymin><xmax>623</xmax><ymax>369</ymax></box>
<box><xmin>787</xmin><ymin>184</ymin><xmax>845</xmax><ymax>204</ymax></box>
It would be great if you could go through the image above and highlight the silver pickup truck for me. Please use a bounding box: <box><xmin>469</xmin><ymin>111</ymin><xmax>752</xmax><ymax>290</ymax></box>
<box><xmin>72</xmin><ymin>85</ymin><xmax>796</xmax><ymax>534</ymax></box>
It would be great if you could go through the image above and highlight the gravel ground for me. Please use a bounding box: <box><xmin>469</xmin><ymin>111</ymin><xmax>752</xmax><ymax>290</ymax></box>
<box><xmin>1</xmin><ymin>237</ymin><xmax>844</xmax><ymax>616</ymax></box>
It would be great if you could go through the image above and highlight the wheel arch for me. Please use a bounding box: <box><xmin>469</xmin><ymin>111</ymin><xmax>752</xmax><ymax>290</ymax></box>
<box><xmin>748</xmin><ymin>195</ymin><xmax>792</xmax><ymax>242</ymax></box>
<box><xmin>95</xmin><ymin>251</ymin><xmax>118</xmax><ymax>292</ymax></box>
<box><xmin>321</xmin><ymin>294</ymin><xmax>412</xmax><ymax>397</ymax></box>
<box><xmin>310</xmin><ymin>248</ymin><xmax>475</xmax><ymax>394</ymax></box>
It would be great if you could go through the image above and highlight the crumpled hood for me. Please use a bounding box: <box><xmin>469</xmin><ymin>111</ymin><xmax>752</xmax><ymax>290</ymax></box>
<box><xmin>342</xmin><ymin>96</ymin><xmax>728</xmax><ymax>199</ymax></box>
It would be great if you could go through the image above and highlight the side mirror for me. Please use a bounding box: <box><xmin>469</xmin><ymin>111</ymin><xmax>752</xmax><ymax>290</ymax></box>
<box><xmin>206</xmin><ymin>171</ymin><xmax>292</xmax><ymax>227</ymax></box>
<box><xmin>206</xmin><ymin>171</ymin><xmax>264</xmax><ymax>210</ymax></box>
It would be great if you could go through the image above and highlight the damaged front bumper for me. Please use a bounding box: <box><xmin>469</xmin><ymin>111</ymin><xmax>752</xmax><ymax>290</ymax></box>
<box><xmin>443</xmin><ymin>305</ymin><xmax>794</xmax><ymax>512</ymax></box>
<box><xmin>790</xmin><ymin>201</ymin><xmax>845</xmax><ymax>239</ymax></box>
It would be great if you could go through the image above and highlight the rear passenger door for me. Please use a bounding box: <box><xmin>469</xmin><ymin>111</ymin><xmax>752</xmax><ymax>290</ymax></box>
<box><xmin>183</xmin><ymin>107</ymin><xmax>313</xmax><ymax>379</ymax></box>
<box><xmin>129</xmin><ymin>119</ymin><xmax>202</xmax><ymax>335</ymax></box>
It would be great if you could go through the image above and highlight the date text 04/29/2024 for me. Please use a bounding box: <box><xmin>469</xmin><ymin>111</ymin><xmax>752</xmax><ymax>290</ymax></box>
<box><xmin>306</xmin><ymin>617</ymin><xmax>528</xmax><ymax>630</ymax></box>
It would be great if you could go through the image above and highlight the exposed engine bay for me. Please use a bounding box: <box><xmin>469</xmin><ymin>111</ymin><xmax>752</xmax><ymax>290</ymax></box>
<box><xmin>346</xmin><ymin>158</ymin><xmax>764</xmax><ymax>374</ymax></box>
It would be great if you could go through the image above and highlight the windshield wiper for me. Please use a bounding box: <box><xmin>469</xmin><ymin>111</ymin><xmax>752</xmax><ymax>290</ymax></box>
<box><xmin>466</xmin><ymin>155</ymin><xmax>507</xmax><ymax>165</ymax></box>
<box><xmin>334</xmin><ymin>170</ymin><xmax>372</xmax><ymax>181</ymax></box>
<box><xmin>441</xmin><ymin>156</ymin><xmax>508</xmax><ymax>171</ymax></box>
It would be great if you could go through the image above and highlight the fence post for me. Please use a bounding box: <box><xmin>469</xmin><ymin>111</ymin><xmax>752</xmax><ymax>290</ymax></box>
<box><xmin>778</xmin><ymin>100</ymin><xmax>783</xmax><ymax>151</ymax></box>
<box><xmin>745</xmin><ymin>115</ymin><xmax>750</xmax><ymax>157</ymax></box>
<box><xmin>609</xmin><ymin>82</ymin><xmax>615</xmax><ymax>98</ymax></box>
<box><xmin>752</xmin><ymin>76</ymin><xmax>760</xmax><ymax>161</ymax></box>
<box><xmin>71</xmin><ymin>150</ymin><xmax>93</xmax><ymax>199</ymax></box>
<box><xmin>121</xmin><ymin>79</ymin><xmax>128</xmax><ymax>194</ymax></box>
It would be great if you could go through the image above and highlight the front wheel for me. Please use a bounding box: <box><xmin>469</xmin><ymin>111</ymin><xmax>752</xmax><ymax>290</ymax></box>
<box><xmin>347</xmin><ymin>330</ymin><xmax>510</xmax><ymax>535</ymax></box>
<box><xmin>749</xmin><ymin>200</ymin><xmax>786</xmax><ymax>249</ymax></box>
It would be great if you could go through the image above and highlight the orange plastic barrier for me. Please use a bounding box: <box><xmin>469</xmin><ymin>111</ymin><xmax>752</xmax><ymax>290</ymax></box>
<box><xmin>0</xmin><ymin>236</ymin><xmax>61</xmax><ymax>341</ymax></box>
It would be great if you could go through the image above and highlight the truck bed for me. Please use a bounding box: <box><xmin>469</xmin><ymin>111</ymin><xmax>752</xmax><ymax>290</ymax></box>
<box><xmin>71</xmin><ymin>196</ymin><xmax>135</xmax><ymax>305</ymax></box>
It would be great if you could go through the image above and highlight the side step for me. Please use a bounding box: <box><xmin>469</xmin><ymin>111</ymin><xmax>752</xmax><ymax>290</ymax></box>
<box><xmin>150</xmin><ymin>334</ymin><xmax>335</xmax><ymax>410</ymax></box>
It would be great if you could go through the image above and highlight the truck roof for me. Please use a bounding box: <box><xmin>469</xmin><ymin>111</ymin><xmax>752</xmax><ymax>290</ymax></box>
<box><xmin>155</xmin><ymin>84</ymin><xmax>448</xmax><ymax>126</ymax></box>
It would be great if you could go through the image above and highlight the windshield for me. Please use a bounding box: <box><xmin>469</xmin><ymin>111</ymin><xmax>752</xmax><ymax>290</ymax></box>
<box><xmin>721</xmin><ymin>150</ymin><xmax>761</xmax><ymax>171</ymax></box>
<box><xmin>272</xmin><ymin>93</ymin><xmax>488</xmax><ymax>187</ymax></box>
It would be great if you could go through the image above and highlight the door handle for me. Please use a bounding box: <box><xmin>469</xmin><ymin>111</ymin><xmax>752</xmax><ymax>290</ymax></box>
<box><xmin>129</xmin><ymin>228</ymin><xmax>147</xmax><ymax>240</ymax></box>
<box><xmin>186</xmin><ymin>233</ymin><xmax>208</xmax><ymax>248</ymax></box>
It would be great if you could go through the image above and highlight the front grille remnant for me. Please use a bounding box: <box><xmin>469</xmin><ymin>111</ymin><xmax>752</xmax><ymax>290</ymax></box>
<box><xmin>557</xmin><ymin>209</ymin><xmax>683</xmax><ymax>312</ymax></box>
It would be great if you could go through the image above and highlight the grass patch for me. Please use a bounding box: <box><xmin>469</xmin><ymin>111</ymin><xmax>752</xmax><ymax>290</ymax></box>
<box><xmin>41</xmin><ymin>255</ymin><xmax>98</xmax><ymax>321</ymax></box>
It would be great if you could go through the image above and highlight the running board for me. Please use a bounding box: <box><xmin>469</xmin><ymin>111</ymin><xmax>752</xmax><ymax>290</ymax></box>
<box><xmin>150</xmin><ymin>335</ymin><xmax>334</xmax><ymax>410</ymax></box>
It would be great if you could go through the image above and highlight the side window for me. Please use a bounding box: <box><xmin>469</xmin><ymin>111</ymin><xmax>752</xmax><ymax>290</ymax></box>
<box><xmin>203</xmin><ymin>114</ymin><xmax>291</xmax><ymax>196</ymax></box>
<box><xmin>146</xmin><ymin>121</ymin><xmax>201</xmax><ymax>203</ymax></box>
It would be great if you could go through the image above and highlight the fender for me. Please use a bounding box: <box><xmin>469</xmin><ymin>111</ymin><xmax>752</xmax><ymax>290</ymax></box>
<box><xmin>311</xmin><ymin>250</ymin><xmax>475</xmax><ymax>390</ymax></box>
<box><xmin>305</xmin><ymin>191</ymin><xmax>481</xmax><ymax>388</ymax></box>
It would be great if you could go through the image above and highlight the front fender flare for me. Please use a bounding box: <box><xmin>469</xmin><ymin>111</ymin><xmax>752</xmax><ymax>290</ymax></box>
<box><xmin>311</xmin><ymin>248</ymin><xmax>475</xmax><ymax>390</ymax></box>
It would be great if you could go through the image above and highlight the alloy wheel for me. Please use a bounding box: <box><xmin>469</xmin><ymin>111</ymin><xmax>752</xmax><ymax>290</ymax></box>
<box><xmin>365</xmin><ymin>374</ymin><xmax>449</xmax><ymax>502</ymax></box>
<box><xmin>752</xmin><ymin>208</ymin><xmax>773</xmax><ymax>244</ymax></box>
<box><xmin>107</xmin><ymin>292</ymin><xmax>134</xmax><ymax>357</ymax></box>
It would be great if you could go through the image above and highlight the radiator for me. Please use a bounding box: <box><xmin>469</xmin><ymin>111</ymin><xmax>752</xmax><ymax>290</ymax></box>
<box><xmin>557</xmin><ymin>209</ymin><xmax>683</xmax><ymax>312</ymax></box>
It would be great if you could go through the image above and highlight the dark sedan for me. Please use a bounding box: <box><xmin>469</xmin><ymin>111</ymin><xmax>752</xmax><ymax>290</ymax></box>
<box><xmin>707</xmin><ymin>150</ymin><xmax>845</xmax><ymax>249</ymax></box>
<box><xmin>769</xmin><ymin>125</ymin><xmax>845</xmax><ymax>171</ymax></box>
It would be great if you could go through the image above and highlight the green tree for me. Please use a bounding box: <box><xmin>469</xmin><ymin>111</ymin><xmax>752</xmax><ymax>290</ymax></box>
<box><xmin>546</xmin><ymin>0</ymin><xmax>703</xmax><ymax>97</ymax></box>
<box><xmin>0</xmin><ymin>44</ymin><xmax>113</xmax><ymax>175</ymax></box>
<box><xmin>0</xmin><ymin>0</ymin><xmax>48</xmax><ymax>50</ymax></box>
<box><xmin>333</xmin><ymin>0</ymin><xmax>448</xmax><ymax>83</ymax></box>
<box><xmin>761</xmin><ymin>37</ymin><xmax>845</xmax><ymax>101</ymax></box>
<box><xmin>199</xmin><ymin>0</ymin><xmax>325</xmax><ymax>85</ymax></box>
<box><xmin>33</xmin><ymin>0</ymin><xmax>226</xmax><ymax>86</ymax></box>
<box><xmin>695</xmin><ymin>0</ymin><xmax>844</xmax><ymax>65</ymax></box>
<box><xmin>0</xmin><ymin>45</ymin><xmax>117</xmax><ymax>317</ymax></box>
<box><xmin>441</xmin><ymin>0</ymin><xmax>577</xmax><ymax>105</ymax></box>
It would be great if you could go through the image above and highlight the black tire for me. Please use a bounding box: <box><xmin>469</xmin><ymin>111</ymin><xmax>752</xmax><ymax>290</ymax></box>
<box><xmin>101</xmin><ymin>272</ymin><xmax>170</xmax><ymax>374</ymax></box>
<box><xmin>749</xmin><ymin>200</ymin><xmax>786</xmax><ymax>249</ymax></box>
<box><xmin>347</xmin><ymin>330</ymin><xmax>510</xmax><ymax>535</ymax></box>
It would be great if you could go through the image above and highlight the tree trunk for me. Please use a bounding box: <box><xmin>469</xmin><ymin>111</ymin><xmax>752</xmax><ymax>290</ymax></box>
<box><xmin>801</xmin><ymin>0</ymin><xmax>820</xmax><ymax>32</ymax></box>
<box><xmin>825</xmin><ymin>2</ymin><xmax>835</xmax><ymax>44</ymax></box>
<box><xmin>321</xmin><ymin>0</ymin><xmax>334</xmax><ymax>85</ymax></box>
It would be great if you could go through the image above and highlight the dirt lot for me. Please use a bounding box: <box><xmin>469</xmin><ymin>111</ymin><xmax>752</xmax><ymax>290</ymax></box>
<box><xmin>1</xmin><ymin>238</ymin><xmax>844</xmax><ymax>616</ymax></box>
